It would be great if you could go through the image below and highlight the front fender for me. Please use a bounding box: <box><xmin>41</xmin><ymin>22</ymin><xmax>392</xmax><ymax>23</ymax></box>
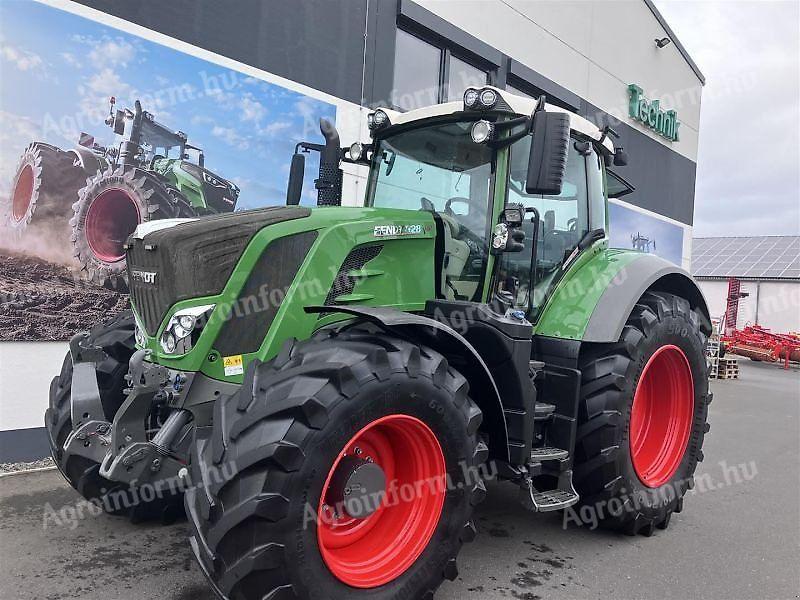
<box><xmin>306</xmin><ymin>305</ymin><xmax>510</xmax><ymax>462</ymax></box>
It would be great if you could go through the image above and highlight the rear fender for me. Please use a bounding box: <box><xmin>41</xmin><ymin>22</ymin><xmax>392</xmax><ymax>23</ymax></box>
<box><xmin>306</xmin><ymin>305</ymin><xmax>510</xmax><ymax>462</ymax></box>
<box><xmin>583</xmin><ymin>253</ymin><xmax>712</xmax><ymax>342</ymax></box>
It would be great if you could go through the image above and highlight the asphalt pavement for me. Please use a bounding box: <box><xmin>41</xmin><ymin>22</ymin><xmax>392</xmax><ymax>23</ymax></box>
<box><xmin>1</xmin><ymin>360</ymin><xmax>798</xmax><ymax>600</ymax></box>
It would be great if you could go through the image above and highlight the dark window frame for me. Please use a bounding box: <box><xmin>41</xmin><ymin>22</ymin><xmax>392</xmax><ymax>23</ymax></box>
<box><xmin>390</xmin><ymin>24</ymin><xmax>494</xmax><ymax>110</ymax></box>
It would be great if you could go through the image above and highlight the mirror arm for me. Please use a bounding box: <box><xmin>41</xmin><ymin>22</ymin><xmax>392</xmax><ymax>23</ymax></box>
<box><xmin>527</xmin><ymin>208</ymin><xmax>540</xmax><ymax>316</ymax></box>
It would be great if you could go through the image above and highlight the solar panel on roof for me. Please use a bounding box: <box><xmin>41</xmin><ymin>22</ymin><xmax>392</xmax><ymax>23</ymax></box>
<box><xmin>691</xmin><ymin>236</ymin><xmax>800</xmax><ymax>279</ymax></box>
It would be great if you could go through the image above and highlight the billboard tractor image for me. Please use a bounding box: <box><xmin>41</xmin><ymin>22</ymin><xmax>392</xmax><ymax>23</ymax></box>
<box><xmin>2</xmin><ymin>97</ymin><xmax>240</xmax><ymax>289</ymax></box>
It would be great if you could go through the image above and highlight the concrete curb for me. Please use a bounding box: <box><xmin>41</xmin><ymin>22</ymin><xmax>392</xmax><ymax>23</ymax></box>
<box><xmin>0</xmin><ymin>465</ymin><xmax>58</xmax><ymax>479</ymax></box>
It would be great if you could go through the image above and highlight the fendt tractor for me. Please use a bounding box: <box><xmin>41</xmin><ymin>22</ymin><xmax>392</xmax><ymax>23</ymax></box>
<box><xmin>46</xmin><ymin>86</ymin><xmax>712</xmax><ymax>600</ymax></box>
<box><xmin>2</xmin><ymin>98</ymin><xmax>239</xmax><ymax>288</ymax></box>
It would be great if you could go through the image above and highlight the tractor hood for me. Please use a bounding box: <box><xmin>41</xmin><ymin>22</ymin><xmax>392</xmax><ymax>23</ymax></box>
<box><xmin>127</xmin><ymin>206</ymin><xmax>311</xmax><ymax>334</ymax></box>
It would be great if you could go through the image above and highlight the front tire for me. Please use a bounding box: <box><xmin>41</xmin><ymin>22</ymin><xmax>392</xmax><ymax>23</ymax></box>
<box><xmin>45</xmin><ymin>310</ymin><xmax>184</xmax><ymax>522</ymax></box>
<box><xmin>573</xmin><ymin>291</ymin><xmax>711</xmax><ymax>535</ymax></box>
<box><xmin>186</xmin><ymin>326</ymin><xmax>487</xmax><ymax>600</ymax></box>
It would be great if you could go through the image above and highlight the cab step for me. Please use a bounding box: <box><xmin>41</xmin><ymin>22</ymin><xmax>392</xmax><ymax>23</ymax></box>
<box><xmin>533</xmin><ymin>402</ymin><xmax>556</xmax><ymax>420</ymax></box>
<box><xmin>529</xmin><ymin>488</ymin><xmax>579</xmax><ymax>511</ymax></box>
<box><xmin>520</xmin><ymin>470</ymin><xmax>580</xmax><ymax>512</ymax></box>
<box><xmin>530</xmin><ymin>446</ymin><xmax>568</xmax><ymax>461</ymax></box>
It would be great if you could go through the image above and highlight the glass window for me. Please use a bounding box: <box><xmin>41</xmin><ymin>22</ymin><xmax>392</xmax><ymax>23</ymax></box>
<box><xmin>447</xmin><ymin>55</ymin><xmax>488</xmax><ymax>101</ymax></box>
<box><xmin>499</xmin><ymin>136</ymin><xmax>589</xmax><ymax>318</ymax></box>
<box><xmin>392</xmin><ymin>30</ymin><xmax>441</xmax><ymax>111</ymax></box>
<box><xmin>368</xmin><ymin>120</ymin><xmax>494</xmax><ymax>301</ymax></box>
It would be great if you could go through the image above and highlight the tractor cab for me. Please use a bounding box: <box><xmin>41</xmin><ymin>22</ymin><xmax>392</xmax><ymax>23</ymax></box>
<box><xmin>290</xmin><ymin>86</ymin><xmax>630</xmax><ymax>321</ymax></box>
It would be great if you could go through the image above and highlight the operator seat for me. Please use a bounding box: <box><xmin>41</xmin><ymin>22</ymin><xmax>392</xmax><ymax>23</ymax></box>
<box><xmin>439</xmin><ymin>212</ymin><xmax>469</xmax><ymax>298</ymax></box>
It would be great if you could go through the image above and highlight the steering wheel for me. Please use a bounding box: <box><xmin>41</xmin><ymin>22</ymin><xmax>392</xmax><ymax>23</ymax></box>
<box><xmin>567</xmin><ymin>217</ymin><xmax>578</xmax><ymax>232</ymax></box>
<box><xmin>444</xmin><ymin>196</ymin><xmax>478</xmax><ymax>217</ymax></box>
<box><xmin>420</xmin><ymin>197</ymin><xmax>436</xmax><ymax>212</ymax></box>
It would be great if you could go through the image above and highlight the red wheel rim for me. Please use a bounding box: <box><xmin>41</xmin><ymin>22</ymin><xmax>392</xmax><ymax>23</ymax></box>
<box><xmin>85</xmin><ymin>188</ymin><xmax>141</xmax><ymax>263</ymax></box>
<box><xmin>317</xmin><ymin>414</ymin><xmax>446</xmax><ymax>588</ymax></box>
<box><xmin>630</xmin><ymin>345</ymin><xmax>694</xmax><ymax>488</ymax></box>
<box><xmin>12</xmin><ymin>164</ymin><xmax>34</xmax><ymax>222</ymax></box>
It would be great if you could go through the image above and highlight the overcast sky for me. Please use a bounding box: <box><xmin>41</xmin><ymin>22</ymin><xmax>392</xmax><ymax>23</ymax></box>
<box><xmin>654</xmin><ymin>0</ymin><xmax>800</xmax><ymax>237</ymax></box>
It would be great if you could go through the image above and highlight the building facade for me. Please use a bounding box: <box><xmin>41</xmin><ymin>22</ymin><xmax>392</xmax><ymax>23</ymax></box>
<box><xmin>0</xmin><ymin>0</ymin><xmax>705</xmax><ymax>461</ymax></box>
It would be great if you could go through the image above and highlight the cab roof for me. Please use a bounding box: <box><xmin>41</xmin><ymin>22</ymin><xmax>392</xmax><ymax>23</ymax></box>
<box><xmin>373</xmin><ymin>86</ymin><xmax>615</xmax><ymax>155</ymax></box>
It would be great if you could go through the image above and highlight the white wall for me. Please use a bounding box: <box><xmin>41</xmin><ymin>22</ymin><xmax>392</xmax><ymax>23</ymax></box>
<box><xmin>417</xmin><ymin>0</ymin><xmax>703</xmax><ymax>162</ymax></box>
<box><xmin>697</xmin><ymin>279</ymin><xmax>800</xmax><ymax>333</ymax></box>
<box><xmin>0</xmin><ymin>342</ymin><xmax>68</xmax><ymax>432</ymax></box>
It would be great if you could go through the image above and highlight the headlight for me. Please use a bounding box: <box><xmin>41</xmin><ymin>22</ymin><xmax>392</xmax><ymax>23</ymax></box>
<box><xmin>464</xmin><ymin>88</ymin><xmax>480</xmax><ymax>109</ymax></box>
<box><xmin>479</xmin><ymin>88</ymin><xmax>497</xmax><ymax>108</ymax></box>
<box><xmin>368</xmin><ymin>109</ymin><xmax>390</xmax><ymax>131</ymax></box>
<box><xmin>471</xmin><ymin>120</ymin><xmax>494</xmax><ymax>144</ymax></box>
<box><xmin>349</xmin><ymin>142</ymin><xmax>364</xmax><ymax>161</ymax></box>
<box><xmin>202</xmin><ymin>171</ymin><xmax>224</xmax><ymax>187</ymax></box>
<box><xmin>159</xmin><ymin>304</ymin><xmax>215</xmax><ymax>355</ymax></box>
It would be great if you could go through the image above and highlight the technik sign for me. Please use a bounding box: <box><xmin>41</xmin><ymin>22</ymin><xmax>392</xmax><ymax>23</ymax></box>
<box><xmin>628</xmin><ymin>84</ymin><xmax>680</xmax><ymax>142</ymax></box>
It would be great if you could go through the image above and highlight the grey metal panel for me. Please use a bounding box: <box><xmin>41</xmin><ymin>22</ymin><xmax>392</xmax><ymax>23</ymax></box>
<box><xmin>72</xmin><ymin>0</ymin><xmax>369</xmax><ymax>104</ymax></box>
<box><xmin>0</xmin><ymin>427</ymin><xmax>50</xmax><ymax>463</ymax></box>
<box><xmin>584</xmin><ymin>253</ymin><xmax>709</xmax><ymax>342</ymax></box>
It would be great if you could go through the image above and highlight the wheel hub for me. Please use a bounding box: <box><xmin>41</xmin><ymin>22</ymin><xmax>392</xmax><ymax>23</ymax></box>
<box><xmin>85</xmin><ymin>188</ymin><xmax>141</xmax><ymax>263</ymax></box>
<box><xmin>317</xmin><ymin>414</ymin><xmax>447</xmax><ymax>588</ymax></box>
<box><xmin>326</xmin><ymin>455</ymin><xmax>386</xmax><ymax>519</ymax></box>
<box><xmin>11</xmin><ymin>164</ymin><xmax>34</xmax><ymax>223</ymax></box>
<box><xmin>630</xmin><ymin>344</ymin><xmax>694</xmax><ymax>488</ymax></box>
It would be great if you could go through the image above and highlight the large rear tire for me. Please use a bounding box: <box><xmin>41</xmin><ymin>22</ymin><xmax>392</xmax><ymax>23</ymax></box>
<box><xmin>1</xmin><ymin>142</ymin><xmax>86</xmax><ymax>235</ymax></box>
<box><xmin>70</xmin><ymin>165</ymin><xmax>176</xmax><ymax>289</ymax></box>
<box><xmin>186</xmin><ymin>326</ymin><xmax>487</xmax><ymax>600</ymax></box>
<box><xmin>45</xmin><ymin>310</ymin><xmax>184</xmax><ymax>522</ymax></box>
<box><xmin>572</xmin><ymin>291</ymin><xmax>711</xmax><ymax>535</ymax></box>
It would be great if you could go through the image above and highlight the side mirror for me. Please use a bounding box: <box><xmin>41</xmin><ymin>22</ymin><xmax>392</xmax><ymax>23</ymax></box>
<box><xmin>526</xmin><ymin>111</ymin><xmax>569</xmax><ymax>195</ymax></box>
<box><xmin>613</xmin><ymin>147</ymin><xmax>629</xmax><ymax>166</ymax></box>
<box><xmin>198</xmin><ymin>152</ymin><xmax>205</xmax><ymax>168</ymax></box>
<box><xmin>286</xmin><ymin>152</ymin><xmax>305</xmax><ymax>206</ymax></box>
<box><xmin>112</xmin><ymin>109</ymin><xmax>126</xmax><ymax>136</ymax></box>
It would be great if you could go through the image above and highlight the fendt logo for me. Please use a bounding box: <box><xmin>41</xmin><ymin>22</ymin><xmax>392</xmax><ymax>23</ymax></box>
<box><xmin>130</xmin><ymin>269</ymin><xmax>158</xmax><ymax>285</ymax></box>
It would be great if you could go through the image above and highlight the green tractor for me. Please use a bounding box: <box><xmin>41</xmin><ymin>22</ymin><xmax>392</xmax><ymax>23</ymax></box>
<box><xmin>45</xmin><ymin>87</ymin><xmax>712</xmax><ymax>600</ymax></box>
<box><xmin>2</xmin><ymin>97</ymin><xmax>239</xmax><ymax>288</ymax></box>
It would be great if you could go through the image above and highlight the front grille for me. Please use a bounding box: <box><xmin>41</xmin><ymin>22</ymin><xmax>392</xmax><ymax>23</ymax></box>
<box><xmin>127</xmin><ymin>206</ymin><xmax>310</xmax><ymax>335</ymax></box>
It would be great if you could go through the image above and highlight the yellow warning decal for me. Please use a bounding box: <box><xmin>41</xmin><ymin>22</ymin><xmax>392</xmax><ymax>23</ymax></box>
<box><xmin>223</xmin><ymin>354</ymin><xmax>244</xmax><ymax>376</ymax></box>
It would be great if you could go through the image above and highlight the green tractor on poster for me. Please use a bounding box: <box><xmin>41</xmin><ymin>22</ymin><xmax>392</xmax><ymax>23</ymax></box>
<box><xmin>1</xmin><ymin>97</ymin><xmax>239</xmax><ymax>288</ymax></box>
<box><xmin>45</xmin><ymin>86</ymin><xmax>712</xmax><ymax>600</ymax></box>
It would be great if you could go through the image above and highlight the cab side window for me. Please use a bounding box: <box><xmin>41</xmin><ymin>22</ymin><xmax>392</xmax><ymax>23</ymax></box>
<box><xmin>498</xmin><ymin>136</ymin><xmax>590</xmax><ymax>318</ymax></box>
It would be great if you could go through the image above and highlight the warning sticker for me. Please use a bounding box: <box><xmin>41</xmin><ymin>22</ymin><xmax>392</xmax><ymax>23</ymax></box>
<box><xmin>223</xmin><ymin>354</ymin><xmax>244</xmax><ymax>376</ymax></box>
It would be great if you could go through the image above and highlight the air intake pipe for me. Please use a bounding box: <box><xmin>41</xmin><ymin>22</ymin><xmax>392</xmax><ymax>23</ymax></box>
<box><xmin>315</xmin><ymin>118</ymin><xmax>343</xmax><ymax>206</ymax></box>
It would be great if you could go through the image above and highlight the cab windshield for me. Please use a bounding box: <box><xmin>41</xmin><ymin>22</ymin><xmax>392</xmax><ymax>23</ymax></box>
<box><xmin>366</xmin><ymin>120</ymin><xmax>494</xmax><ymax>301</ymax></box>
